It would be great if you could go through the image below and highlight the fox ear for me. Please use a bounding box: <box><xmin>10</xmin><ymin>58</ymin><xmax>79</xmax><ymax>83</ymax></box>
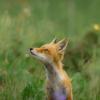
<box><xmin>57</xmin><ymin>38</ymin><xmax>69</xmax><ymax>52</ymax></box>
<box><xmin>51</xmin><ymin>38</ymin><xmax>57</xmax><ymax>44</ymax></box>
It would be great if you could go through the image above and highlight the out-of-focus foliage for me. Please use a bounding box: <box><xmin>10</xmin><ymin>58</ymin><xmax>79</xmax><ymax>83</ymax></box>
<box><xmin>0</xmin><ymin>0</ymin><xmax>100</xmax><ymax>100</ymax></box>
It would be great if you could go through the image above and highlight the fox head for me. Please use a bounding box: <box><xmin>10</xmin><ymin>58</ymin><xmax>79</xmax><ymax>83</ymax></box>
<box><xmin>30</xmin><ymin>38</ymin><xmax>68</xmax><ymax>65</ymax></box>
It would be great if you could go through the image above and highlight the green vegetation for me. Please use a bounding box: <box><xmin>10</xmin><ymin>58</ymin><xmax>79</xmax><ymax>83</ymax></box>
<box><xmin>0</xmin><ymin>0</ymin><xmax>100</xmax><ymax>100</ymax></box>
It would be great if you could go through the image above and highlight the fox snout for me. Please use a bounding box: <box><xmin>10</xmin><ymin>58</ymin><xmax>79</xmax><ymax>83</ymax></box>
<box><xmin>30</xmin><ymin>48</ymin><xmax>36</xmax><ymax>56</ymax></box>
<box><xmin>30</xmin><ymin>48</ymin><xmax>33</xmax><ymax>51</ymax></box>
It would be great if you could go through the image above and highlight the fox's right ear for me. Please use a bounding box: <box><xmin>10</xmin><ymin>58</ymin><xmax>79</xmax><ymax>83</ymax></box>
<box><xmin>57</xmin><ymin>38</ymin><xmax>69</xmax><ymax>52</ymax></box>
<box><xmin>51</xmin><ymin>38</ymin><xmax>57</xmax><ymax>44</ymax></box>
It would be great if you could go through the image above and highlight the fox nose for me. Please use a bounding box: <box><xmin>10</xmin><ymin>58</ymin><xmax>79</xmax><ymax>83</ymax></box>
<box><xmin>30</xmin><ymin>48</ymin><xmax>33</xmax><ymax>51</ymax></box>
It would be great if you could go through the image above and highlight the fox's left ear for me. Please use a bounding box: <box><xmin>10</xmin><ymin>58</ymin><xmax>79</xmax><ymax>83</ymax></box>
<box><xmin>51</xmin><ymin>38</ymin><xmax>57</xmax><ymax>44</ymax></box>
<box><xmin>57</xmin><ymin>39</ymin><xmax>69</xmax><ymax>53</ymax></box>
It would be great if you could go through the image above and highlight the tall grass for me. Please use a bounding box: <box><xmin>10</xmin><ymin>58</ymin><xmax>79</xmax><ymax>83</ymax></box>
<box><xmin>0</xmin><ymin>0</ymin><xmax>100</xmax><ymax>100</ymax></box>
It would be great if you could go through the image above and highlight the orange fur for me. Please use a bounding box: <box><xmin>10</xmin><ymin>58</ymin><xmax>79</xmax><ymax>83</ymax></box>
<box><xmin>30</xmin><ymin>38</ymin><xmax>73</xmax><ymax>100</ymax></box>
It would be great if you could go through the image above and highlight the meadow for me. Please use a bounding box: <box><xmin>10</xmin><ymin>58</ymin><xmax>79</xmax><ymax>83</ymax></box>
<box><xmin>0</xmin><ymin>0</ymin><xmax>100</xmax><ymax>100</ymax></box>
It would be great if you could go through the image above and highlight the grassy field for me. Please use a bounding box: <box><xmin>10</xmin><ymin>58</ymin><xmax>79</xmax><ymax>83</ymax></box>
<box><xmin>0</xmin><ymin>0</ymin><xmax>100</xmax><ymax>100</ymax></box>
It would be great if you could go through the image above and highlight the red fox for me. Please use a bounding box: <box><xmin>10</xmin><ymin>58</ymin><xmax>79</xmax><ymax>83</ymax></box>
<box><xmin>30</xmin><ymin>38</ymin><xmax>73</xmax><ymax>100</ymax></box>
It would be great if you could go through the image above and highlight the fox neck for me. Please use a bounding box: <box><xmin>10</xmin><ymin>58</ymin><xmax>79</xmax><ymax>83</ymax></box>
<box><xmin>44</xmin><ymin>61</ymin><xmax>64</xmax><ymax>81</ymax></box>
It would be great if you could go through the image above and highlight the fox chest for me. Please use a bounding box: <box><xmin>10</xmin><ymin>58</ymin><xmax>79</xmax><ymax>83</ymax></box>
<box><xmin>47</xmin><ymin>87</ymin><xmax>67</xmax><ymax>100</ymax></box>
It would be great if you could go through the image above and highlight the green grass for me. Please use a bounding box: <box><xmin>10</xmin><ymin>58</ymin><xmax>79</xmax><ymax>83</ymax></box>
<box><xmin>0</xmin><ymin>0</ymin><xmax>100</xmax><ymax>100</ymax></box>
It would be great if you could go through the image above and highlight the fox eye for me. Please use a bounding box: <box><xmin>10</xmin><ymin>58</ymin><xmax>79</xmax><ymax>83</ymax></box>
<box><xmin>43</xmin><ymin>48</ymin><xmax>49</xmax><ymax>53</ymax></box>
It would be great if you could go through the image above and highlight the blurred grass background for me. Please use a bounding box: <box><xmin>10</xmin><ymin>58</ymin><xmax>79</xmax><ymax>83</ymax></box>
<box><xmin>0</xmin><ymin>0</ymin><xmax>100</xmax><ymax>100</ymax></box>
